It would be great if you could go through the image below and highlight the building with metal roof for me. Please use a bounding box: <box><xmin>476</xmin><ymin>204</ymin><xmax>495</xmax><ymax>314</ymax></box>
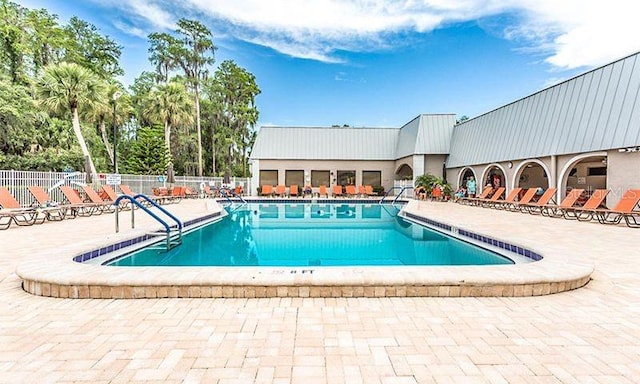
<box><xmin>249</xmin><ymin>51</ymin><xmax>640</xmax><ymax>206</ymax></box>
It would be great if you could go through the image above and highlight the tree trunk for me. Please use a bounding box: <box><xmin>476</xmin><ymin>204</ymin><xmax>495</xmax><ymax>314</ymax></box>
<box><xmin>72</xmin><ymin>107</ymin><xmax>97</xmax><ymax>176</ymax></box>
<box><xmin>99</xmin><ymin>117</ymin><xmax>113</xmax><ymax>164</ymax></box>
<box><xmin>195</xmin><ymin>85</ymin><xmax>203</xmax><ymax>176</ymax></box>
<box><xmin>164</xmin><ymin>119</ymin><xmax>171</xmax><ymax>152</ymax></box>
<box><xmin>211</xmin><ymin>128</ymin><xmax>216</xmax><ymax>176</ymax></box>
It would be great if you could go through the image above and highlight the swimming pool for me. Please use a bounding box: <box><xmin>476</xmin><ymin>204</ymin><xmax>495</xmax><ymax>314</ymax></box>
<box><xmin>108</xmin><ymin>203</ymin><xmax>514</xmax><ymax>267</ymax></box>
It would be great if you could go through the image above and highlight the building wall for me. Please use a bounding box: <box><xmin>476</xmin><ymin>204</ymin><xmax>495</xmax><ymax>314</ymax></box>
<box><xmin>254</xmin><ymin>159</ymin><xmax>397</xmax><ymax>195</ymax></box>
<box><xmin>423</xmin><ymin>154</ymin><xmax>448</xmax><ymax>180</ymax></box>
<box><xmin>605</xmin><ymin>150</ymin><xmax>640</xmax><ymax>207</ymax></box>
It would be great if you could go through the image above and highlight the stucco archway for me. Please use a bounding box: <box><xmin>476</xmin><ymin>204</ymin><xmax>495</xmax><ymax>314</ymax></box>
<box><xmin>481</xmin><ymin>163</ymin><xmax>507</xmax><ymax>192</ymax></box>
<box><xmin>395</xmin><ymin>164</ymin><xmax>413</xmax><ymax>180</ymax></box>
<box><xmin>557</xmin><ymin>152</ymin><xmax>608</xmax><ymax>201</ymax></box>
<box><xmin>512</xmin><ymin>159</ymin><xmax>551</xmax><ymax>191</ymax></box>
<box><xmin>457</xmin><ymin>167</ymin><xmax>476</xmax><ymax>189</ymax></box>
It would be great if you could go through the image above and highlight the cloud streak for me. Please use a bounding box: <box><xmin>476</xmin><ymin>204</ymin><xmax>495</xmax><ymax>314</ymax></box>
<box><xmin>112</xmin><ymin>0</ymin><xmax>640</xmax><ymax>70</ymax></box>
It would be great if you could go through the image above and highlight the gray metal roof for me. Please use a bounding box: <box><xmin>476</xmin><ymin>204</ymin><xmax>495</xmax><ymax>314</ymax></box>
<box><xmin>396</xmin><ymin>114</ymin><xmax>457</xmax><ymax>158</ymax></box>
<box><xmin>250</xmin><ymin>126</ymin><xmax>400</xmax><ymax>160</ymax></box>
<box><xmin>448</xmin><ymin>51</ymin><xmax>640</xmax><ymax>168</ymax></box>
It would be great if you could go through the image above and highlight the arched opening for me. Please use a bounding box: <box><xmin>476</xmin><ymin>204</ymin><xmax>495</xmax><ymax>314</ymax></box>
<box><xmin>515</xmin><ymin>161</ymin><xmax>549</xmax><ymax>190</ymax></box>
<box><xmin>395</xmin><ymin>164</ymin><xmax>413</xmax><ymax>180</ymax></box>
<box><xmin>458</xmin><ymin>167</ymin><xmax>475</xmax><ymax>189</ymax></box>
<box><xmin>481</xmin><ymin>164</ymin><xmax>506</xmax><ymax>191</ymax></box>
<box><xmin>559</xmin><ymin>154</ymin><xmax>607</xmax><ymax>205</ymax></box>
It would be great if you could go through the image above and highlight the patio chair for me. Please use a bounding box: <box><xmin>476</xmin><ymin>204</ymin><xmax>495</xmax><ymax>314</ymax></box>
<box><xmin>587</xmin><ymin>189</ymin><xmax>640</xmax><ymax>227</ymax></box>
<box><xmin>99</xmin><ymin>185</ymin><xmax>133</xmax><ymax>209</ymax></box>
<box><xmin>0</xmin><ymin>187</ymin><xmax>43</xmax><ymax>228</ymax></box>
<box><xmin>357</xmin><ymin>185</ymin><xmax>366</xmax><ymax>197</ymax></box>
<box><xmin>261</xmin><ymin>185</ymin><xmax>274</xmax><ymax>197</ymax></box>
<box><xmin>489</xmin><ymin>188</ymin><xmax>521</xmax><ymax>209</ymax></box>
<box><xmin>503</xmin><ymin>188</ymin><xmax>538</xmax><ymax>211</ymax></box>
<box><xmin>345</xmin><ymin>185</ymin><xmax>357</xmax><ymax>197</ymax></box>
<box><xmin>480</xmin><ymin>187</ymin><xmax>505</xmax><ymax>207</ymax></box>
<box><xmin>518</xmin><ymin>188</ymin><xmax>558</xmax><ymax>214</ymax></box>
<box><xmin>120</xmin><ymin>184</ymin><xmax>170</xmax><ymax>205</ymax></box>
<box><xmin>289</xmin><ymin>184</ymin><xmax>299</xmax><ymax>197</ymax></box>
<box><xmin>81</xmin><ymin>185</ymin><xmax>116</xmax><ymax>213</ymax></box>
<box><xmin>27</xmin><ymin>186</ymin><xmax>70</xmax><ymax>220</ymax></box>
<box><xmin>59</xmin><ymin>186</ymin><xmax>104</xmax><ymax>216</ymax></box>
<box><xmin>538</xmin><ymin>188</ymin><xmax>585</xmax><ymax>218</ymax></box>
<box><xmin>563</xmin><ymin>189</ymin><xmax>611</xmax><ymax>221</ymax></box>
<box><xmin>332</xmin><ymin>185</ymin><xmax>343</xmax><ymax>198</ymax></box>
<box><xmin>364</xmin><ymin>185</ymin><xmax>374</xmax><ymax>197</ymax></box>
<box><xmin>275</xmin><ymin>185</ymin><xmax>286</xmax><ymax>197</ymax></box>
<box><xmin>318</xmin><ymin>185</ymin><xmax>328</xmax><ymax>198</ymax></box>
<box><xmin>458</xmin><ymin>186</ymin><xmax>493</xmax><ymax>205</ymax></box>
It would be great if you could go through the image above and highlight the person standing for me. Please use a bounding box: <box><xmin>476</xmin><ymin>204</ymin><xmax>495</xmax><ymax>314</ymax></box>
<box><xmin>466</xmin><ymin>176</ymin><xmax>476</xmax><ymax>198</ymax></box>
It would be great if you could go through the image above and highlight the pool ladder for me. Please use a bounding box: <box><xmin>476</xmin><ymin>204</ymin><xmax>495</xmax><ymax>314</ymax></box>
<box><xmin>379</xmin><ymin>186</ymin><xmax>413</xmax><ymax>205</ymax></box>
<box><xmin>114</xmin><ymin>194</ymin><xmax>183</xmax><ymax>251</ymax></box>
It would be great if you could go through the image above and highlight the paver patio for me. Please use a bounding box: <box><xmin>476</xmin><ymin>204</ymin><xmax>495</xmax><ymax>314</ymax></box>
<box><xmin>1</xmin><ymin>199</ymin><xmax>639</xmax><ymax>383</ymax></box>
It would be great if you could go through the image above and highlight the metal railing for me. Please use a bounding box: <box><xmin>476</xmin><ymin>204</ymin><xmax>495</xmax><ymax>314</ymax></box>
<box><xmin>380</xmin><ymin>186</ymin><xmax>414</xmax><ymax>204</ymax></box>
<box><xmin>114</xmin><ymin>194</ymin><xmax>183</xmax><ymax>251</ymax></box>
<box><xmin>0</xmin><ymin>169</ymin><xmax>251</xmax><ymax>207</ymax></box>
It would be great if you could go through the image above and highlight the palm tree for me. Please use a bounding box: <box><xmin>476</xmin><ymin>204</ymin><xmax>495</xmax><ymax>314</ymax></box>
<box><xmin>144</xmin><ymin>81</ymin><xmax>193</xmax><ymax>156</ymax></box>
<box><xmin>85</xmin><ymin>83</ymin><xmax>130</xmax><ymax>168</ymax></box>
<box><xmin>36</xmin><ymin>62</ymin><xmax>105</xmax><ymax>176</ymax></box>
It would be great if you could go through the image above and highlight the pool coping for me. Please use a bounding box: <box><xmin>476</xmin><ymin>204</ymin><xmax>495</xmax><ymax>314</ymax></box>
<box><xmin>16</xmin><ymin>200</ymin><xmax>594</xmax><ymax>298</ymax></box>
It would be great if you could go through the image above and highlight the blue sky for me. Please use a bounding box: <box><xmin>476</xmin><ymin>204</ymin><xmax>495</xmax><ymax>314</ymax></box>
<box><xmin>17</xmin><ymin>0</ymin><xmax>640</xmax><ymax>128</ymax></box>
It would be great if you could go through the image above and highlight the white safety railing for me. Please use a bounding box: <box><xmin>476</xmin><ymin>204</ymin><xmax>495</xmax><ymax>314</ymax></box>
<box><xmin>0</xmin><ymin>169</ymin><xmax>251</xmax><ymax>207</ymax></box>
<box><xmin>393</xmin><ymin>180</ymin><xmax>415</xmax><ymax>199</ymax></box>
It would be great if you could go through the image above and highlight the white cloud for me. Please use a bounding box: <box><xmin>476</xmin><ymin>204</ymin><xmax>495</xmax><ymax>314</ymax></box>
<box><xmin>116</xmin><ymin>0</ymin><xmax>640</xmax><ymax>69</ymax></box>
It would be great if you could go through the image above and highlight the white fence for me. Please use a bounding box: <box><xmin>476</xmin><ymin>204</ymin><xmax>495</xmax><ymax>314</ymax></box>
<box><xmin>393</xmin><ymin>180</ymin><xmax>415</xmax><ymax>198</ymax></box>
<box><xmin>0</xmin><ymin>169</ymin><xmax>251</xmax><ymax>207</ymax></box>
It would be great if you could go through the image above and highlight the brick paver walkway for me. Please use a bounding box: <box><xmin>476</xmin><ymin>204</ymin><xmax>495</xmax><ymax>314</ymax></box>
<box><xmin>1</xmin><ymin>200</ymin><xmax>639</xmax><ymax>383</ymax></box>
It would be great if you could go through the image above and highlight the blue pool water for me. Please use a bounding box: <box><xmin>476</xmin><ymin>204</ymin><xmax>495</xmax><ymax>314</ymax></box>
<box><xmin>108</xmin><ymin>203</ymin><xmax>513</xmax><ymax>267</ymax></box>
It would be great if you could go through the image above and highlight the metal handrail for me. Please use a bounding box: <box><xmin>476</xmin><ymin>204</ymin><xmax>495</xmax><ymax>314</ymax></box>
<box><xmin>133</xmin><ymin>194</ymin><xmax>183</xmax><ymax>231</ymax></box>
<box><xmin>379</xmin><ymin>186</ymin><xmax>413</xmax><ymax>204</ymax></box>
<box><xmin>114</xmin><ymin>194</ymin><xmax>183</xmax><ymax>250</ymax></box>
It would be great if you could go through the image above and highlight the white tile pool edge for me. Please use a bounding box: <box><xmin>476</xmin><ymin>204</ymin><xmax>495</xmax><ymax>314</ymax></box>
<box><xmin>16</xmin><ymin>200</ymin><xmax>594</xmax><ymax>298</ymax></box>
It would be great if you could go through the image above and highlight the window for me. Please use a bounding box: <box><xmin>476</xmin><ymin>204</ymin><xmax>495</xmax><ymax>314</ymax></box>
<box><xmin>362</xmin><ymin>171</ymin><xmax>381</xmax><ymax>186</ymax></box>
<box><xmin>337</xmin><ymin>170</ymin><xmax>355</xmax><ymax>186</ymax></box>
<box><xmin>259</xmin><ymin>170</ymin><xmax>278</xmax><ymax>186</ymax></box>
<box><xmin>285</xmin><ymin>170</ymin><xmax>304</xmax><ymax>186</ymax></box>
<box><xmin>311</xmin><ymin>170</ymin><xmax>330</xmax><ymax>187</ymax></box>
<box><xmin>588</xmin><ymin>167</ymin><xmax>607</xmax><ymax>176</ymax></box>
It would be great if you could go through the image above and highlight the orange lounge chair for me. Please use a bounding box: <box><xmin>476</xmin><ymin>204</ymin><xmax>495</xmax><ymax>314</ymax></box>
<box><xmin>275</xmin><ymin>185</ymin><xmax>286</xmax><ymax>197</ymax></box>
<box><xmin>121</xmin><ymin>184</ymin><xmax>170</xmax><ymax>204</ymax></box>
<box><xmin>318</xmin><ymin>185</ymin><xmax>328</xmax><ymax>198</ymax></box>
<box><xmin>503</xmin><ymin>188</ymin><xmax>538</xmax><ymax>211</ymax></box>
<box><xmin>332</xmin><ymin>185</ymin><xmax>343</xmax><ymax>198</ymax></box>
<box><xmin>357</xmin><ymin>185</ymin><xmax>366</xmax><ymax>197</ymax></box>
<box><xmin>0</xmin><ymin>187</ymin><xmax>43</xmax><ymax>228</ymax></box>
<box><xmin>459</xmin><ymin>186</ymin><xmax>493</xmax><ymax>205</ymax></box>
<box><xmin>345</xmin><ymin>185</ymin><xmax>357</xmax><ymax>197</ymax></box>
<box><xmin>289</xmin><ymin>185</ymin><xmax>299</xmax><ymax>197</ymax></box>
<box><xmin>588</xmin><ymin>189</ymin><xmax>640</xmax><ymax>227</ymax></box>
<box><xmin>539</xmin><ymin>188</ymin><xmax>585</xmax><ymax>218</ymax></box>
<box><xmin>234</xmin><ymin>185</ymin><xmax>243</xmax><ymax>196</ymax></box>
<box><xmin>261</xmin><ymin>185</ymin><xmax>274</xmax><ymax>197</ymax></box>
<box><xmin>59</xmin><ymin>186</ymin><xmax>104</xmax><ymax>216</ymax></box>
<box><xmin>27</xmin><ymin>186</ymin><xmax>69</xmax><ymax>220</ymax></box>
<box><xmin>480</xmin><ymin>187</ymin><xmax>505</xmax><ymax>207</ymax></box>
<box><xmin>99</xmin><ymin>185</ymin><xmax>132</xmax><ymax>209</ymax></box>
<box><xmin>518</xmin><ymin>188</ymin><xmax>558</xmax><ymax>214</ymax></box>
<box><xmin>364</xmin><ymin>185</ymin><xmax>374</xmax><ymax>197</ymax></box>
<box><xmin>489</xmin><ymin>188</ymin><xmax>521</xmax><ymax>209</ymax></box>
<box><xmin>562</xmin><ymin>189</ymin><xmax>611</xmax><ymax>221</ymax></box>
<box><xmin>81</xmin><ymin>185</ymin><xmax>116</xmax><ymax>213</ymax></box>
